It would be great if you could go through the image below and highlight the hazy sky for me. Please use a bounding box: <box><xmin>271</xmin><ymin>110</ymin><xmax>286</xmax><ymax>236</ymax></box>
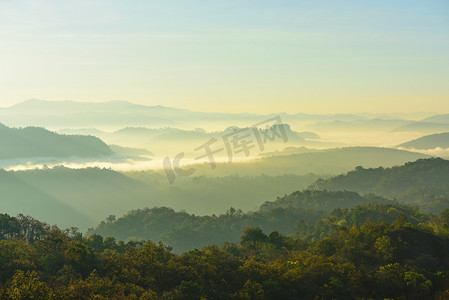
<box><xmin>0</xmin><ymin>0</ymin><xmax>448</xmax><ymax>114</ymax></box>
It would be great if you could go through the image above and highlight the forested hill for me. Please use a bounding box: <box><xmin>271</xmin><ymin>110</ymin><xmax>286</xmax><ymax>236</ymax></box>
<box><xmin>312</xmin><ymin>158</ymin><xmax>449</xmax><ymax>211</ymax></box>
<box><xmin>259</xmin><ymin>190</ymin><xmax>387</xmax><ymax>211</ymax></box>
<box><xmin>0</xmin><ymin>167</ymin><xmax>318</xmax><ymax>230</ymax></box>
<box><xmin>398</xmin><ymin>132</ymin><xmax>449</xmax><ymax>149</ymax></box>
<box><xmin>88</xmin><ymin>159</ymin><xmax>449</xmax><ymax>252</ymax></box>
<box><xmin>0</xmin><ymin>123</ymin><xmax>113</xmax><ymax>159</ymax></box>
<box><xmin>88</xmin><ymin>190</ymin><xmax>390</xmax><ymax>252</ymax></box>
<box><xmin>2</xmin><ymin>206</ymin><xmax>449</xmax><ymax>298</ymax></box>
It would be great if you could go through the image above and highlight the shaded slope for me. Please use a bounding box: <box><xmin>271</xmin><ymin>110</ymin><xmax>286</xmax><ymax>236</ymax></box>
<box><xmin>398</xmin><ymin>132</ymin><xmax>449</xmax><ymax>149</ymax></box>
<box><xmin>0</xmin><ymin>169</ymin><xmax>92</xmax><ymax>228</ymax></box>
<box><xmin>0</xmin><ymin>123</ymin><xmax>113</xmax><ymax>159</ymax></box>
<box><xmin>189</xmin><ymin>146</ymin><xmax>430</xmax><ymax>177</ymax></box>
<box><xmin>312</xmin><ymin>158</ymin><xmax>449</xmax><ymax>211</ymax></box>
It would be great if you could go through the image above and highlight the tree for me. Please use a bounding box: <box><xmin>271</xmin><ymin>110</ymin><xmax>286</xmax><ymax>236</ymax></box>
<box><xmin>6</xmin><ymin>271</ymin><xmax>53</xmax><ymax>299</ymax></box>
<box><xmin>240</xmin><ymin>227</ymin><xmax>267</xmax><ymax>249</ymax></box>
<box><xmin>106</xmin><ymin>215</ymin><xmax>116</xmax><ymax>223</ymax></box>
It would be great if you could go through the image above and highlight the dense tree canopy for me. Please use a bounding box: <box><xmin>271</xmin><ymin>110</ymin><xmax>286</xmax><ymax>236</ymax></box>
<box><xmin>313</xmin><ymin>158</ymin><xmax>449</xmax><ymax>213</ymax></box>
<box><xmin>89</xmin><ymin>190</ymin><xmax>393</xmax><ymax>252</ymax></box>
<box><xmin>2</xmin><ymin>204</ymin><xmax>449</xmax><ymax>299</ymax></box>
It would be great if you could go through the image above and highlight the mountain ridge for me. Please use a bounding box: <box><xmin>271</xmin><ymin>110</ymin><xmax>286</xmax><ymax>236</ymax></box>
<box><xmin>398</xmin><ymin>132</ymin><xmax>449</xmax><ymax>149</ymax></box>
<box><xmin>0</xmin><ymin>123</ymin><xmax>114</xmax><ymax>160</ymax></box>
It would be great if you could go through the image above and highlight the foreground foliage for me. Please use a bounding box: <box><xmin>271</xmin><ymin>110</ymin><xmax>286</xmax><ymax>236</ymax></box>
<box><xmin>2</xmin><ymin>206</ymin><xmax>449</xmax><ymax>299</ymax></box>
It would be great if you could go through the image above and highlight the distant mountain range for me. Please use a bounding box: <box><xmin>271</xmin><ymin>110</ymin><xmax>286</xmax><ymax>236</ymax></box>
<box><xmin>422</xmin><ymin>114</ymin><xmax>449</xmax><ymax>124</ymax></box>
<box><xmin>305</xmin><ymin>118</ymin><xmax>411</xmax><ymax>132</ymax></box>
<box><xmin>0</xmin><ymin>99</ymin><xmax>267</xmax><ymax>129</ymax></box>
<box><xmin>61</xmin><ymin>124</ymin><xmax>320</xmax><ymax>142</ymax></box>
<box><xmin>398</xmin><ymin>132</ymin><xmax>449</xmax><ymax>149</ymax></box>
<box><xmin>0</xmin><ymin>99</ymin><xmax>440</xmax><ymax>133</ymax></box>
<box><xmin>0</xmin><ymin>123</ymin><xmax>113</xmax><ymax>160</ymax></box>
<box><xmin>59</xmin><ymin>124</ymin><xmax>327</xmax><ymax>155</ymax></box>
<box><xmin>392</xmin><ymin>121</ymin><xmax>449</xmax><ymax>133</ymax></box>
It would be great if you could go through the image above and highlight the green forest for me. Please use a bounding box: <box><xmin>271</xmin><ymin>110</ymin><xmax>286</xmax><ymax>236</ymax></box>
<box><xmin>313</xmin><ymin>158</ymin><xmax>449</xmax><ymax>213</ymax></box>
<box><xmin>2</xmin><ymin>204</ymin><xmax>449</xmax><ymax>299</ymax></box>
<box><xmin>88</xmin><ymin>190</ymin><xmax>387</xmax><ymax>252</ymax></box>
<box><xmin>89</xmin><ymin>158</ymin><xmax>449</xmax><ymax>253</ymax></box>
<box><xmin>2</xmin><ymin>158</ymin><xmax>449</xmax><ymax>299</ymax></box>
<box><xmin>2</xmin><ymin>157</ymin><xmax>449</xmax><ymax>299</ymax></box>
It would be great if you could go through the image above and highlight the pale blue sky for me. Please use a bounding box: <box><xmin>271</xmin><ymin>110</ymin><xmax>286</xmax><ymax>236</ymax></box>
<box><xmin>0</xmin><ymin>0</ymin><xmax>448</xmax><ymax>113</ymax></box>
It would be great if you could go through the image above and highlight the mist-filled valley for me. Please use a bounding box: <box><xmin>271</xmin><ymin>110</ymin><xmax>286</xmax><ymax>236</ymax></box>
<box><xmin>1</xmin><ymin>1</ymin><xmax>449</xmax><ymax>297</ymax></box>
<box><xmin>2</xmin><ymin>101</ymin><xmax>449</xmax><ymax>298</ymax></box>
<box><xmin>1</xmin><ymin>92</ymin><xmax>449</xmax><ymax>298</ymax></box>
<box><xmin>1</xmin><ymin>99</ymin><xmax>447</xmax><ymax>232</ymax></box>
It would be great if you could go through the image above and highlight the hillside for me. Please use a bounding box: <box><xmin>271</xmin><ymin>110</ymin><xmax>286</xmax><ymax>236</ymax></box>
<box><xmin>312</xmin><ymin>158</ymin><xmax>449</xmax><ymax>212</ymax></box>
<box><xmin>88</xmin><ymin>190</ymin><xmax>391</xmax><ymax>252</ymax></box>
<box><xmin>422</xmin><ymin>114</ymin><xmax>449</xmax><ymax>124</ymax></box>
<box><xmin>0</xmin><ymin>167</ymin><xmax>158</xmax><ymax>229</ymax></box>
<box><xmin>0</xmin><ymin>167</ymin><xmax>318</xmax><ymax>230</ymax></box>
<box><xmin>0</xmin><ymin>153</ymin><xmax>439</xmax><ymax>232</ymax></box>
<box><xmin>391</xmin><ymin>121</ymin><xmax>449</xmax><ymax>133</ymax></box>
<box><xmin>398</xmin><ymin>132</ymin><xmax>449</xmax><ymax>149</ymax></box>
<box><xmin>305</xmin><ymin>118</ymin><xmax>409</xmax><ymax>132</ymax></box>
<box><xmin>0</xmin><ymin>123</ymin><xmax>113</xmax><ymax>159</ymax></box>
<box><xmin>0</xmin><ymin>169</ymin><xmax>93</xmax><ymax>228</ymax></box>
<box><xmin>186</xmin><ymin>146</ymin><xmax>430</xmax><ymax>177</ymax></box>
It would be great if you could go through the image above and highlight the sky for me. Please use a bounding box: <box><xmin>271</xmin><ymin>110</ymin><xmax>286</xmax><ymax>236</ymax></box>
<box><xmin>0</xmin><ymin>0</ymin><xmax>448</xmax><ymax>114</ymax></box>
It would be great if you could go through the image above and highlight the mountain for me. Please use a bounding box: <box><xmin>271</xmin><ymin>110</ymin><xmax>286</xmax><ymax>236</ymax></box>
<box><xmin>58</xmin><ymin>124</ymin><xmax>329</xmax><ymax>158</ymax></box>
<box><xmin>87</xmin><ymin>190</ymin><xmax>390</xmax><ymax>252</ymax></box>
<box><xmin>0</xmin><ymin>143</ymin><xmax>432</xmax><ymax>230</ymax></box>
<box><xmin>88</xmin><ymin>189</ymin><xmax>432</xmax><ymax>253</ymax></box>
<box><xmin>107</xmin><ymin>124</ymin><xmax>318</xmax><ymax>142</ymax></box>
<box><xmin>392</xmin><ymin>121</ymin><xmax>449</xmax><ymax>133</ymax></box>
<box><xmin>0</xmin><ymin>167</ymin><xmax>160</xmax><ymax>230</ymax></box>
<box><xmin>187</xmin><ymin>146</ymin><xmax>431</xmax><ymax>177</ymax></box>
<box><xmin>87</xmin><ymin>158</ymin><xmax>449</xmax><ymax>251</ymax></box>
<box><xmin>0</xmin><ymin>166</ymin><xmax>319</xmax><ymax>230</ymax></box>
<box><xmin>305</xmin><ymin>118</ymin><xmax>410</xmax><ymax>132</ymax></box>
<box><xmin>0</xmin><ymin>99</ymin><xmax>266</xmax><ymax>129</ymax></box>
<box><xmin>398</xmin><ymin>132</ymin><xmax>449</xmax><ymax>149</ymax></box>
<box><xmin>422</xmin><ymin>114</ymin><xmax>449</xmax><ymax>124</ymax></box>
<box><xmin>0</xmin><ymin>123</ymin><xmax>113</xmax><ymax>160</ymax></box>
<box><xmin>391</xmin><ymin>114</ymin><xmax>449</xmax><ymax>133</ymax></box>
<box><xmin>0</xmin><ymin>99</ymin><xmax>411</xmax><ymax>131</ymax></box>
<box><xmin>311</xmin><ymin>158</ymin><xmax>449</xmax><ymax>212</ymax></box>
<box><xmin>0</xmin><ymin>169</ymin><xmax>93</xmax><ymax>228</ymax></box>
<box><xmin>108</xmin><ymin>145</ymin><xmax>153</xmax><ymax>157</ymax></box>
<box><xmin>152</xmin><ymin>124</ymin><xmax>320</xmax><ymax>142</ymax></box>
